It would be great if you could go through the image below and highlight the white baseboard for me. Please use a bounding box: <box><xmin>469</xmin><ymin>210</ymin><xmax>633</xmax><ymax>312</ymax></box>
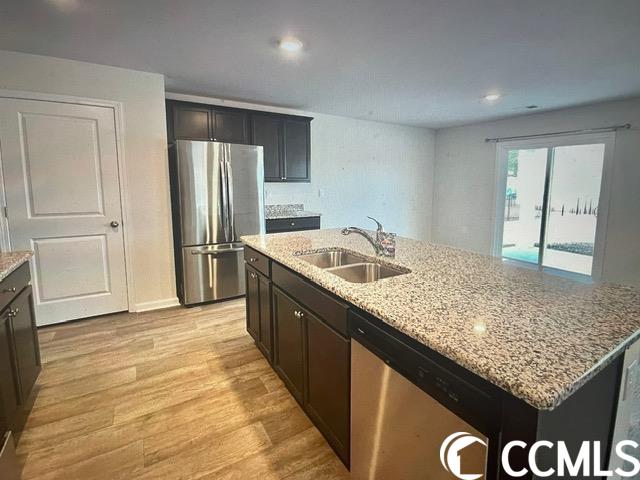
<box><xmin>133</xmin><ymin>297</ymin><xmax>181</xmax><ymax>313</ymax></box>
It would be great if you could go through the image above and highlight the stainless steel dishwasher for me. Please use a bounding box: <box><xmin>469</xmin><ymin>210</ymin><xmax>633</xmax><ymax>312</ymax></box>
<box><xmin>350</xmin><ymin>312</ymin><xmax>490</xmax><ymax>480</ymax></box>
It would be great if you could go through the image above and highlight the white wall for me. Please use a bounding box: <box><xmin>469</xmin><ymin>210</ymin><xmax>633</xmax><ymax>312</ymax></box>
<box><xmin>0</xmin><ymin>50</ymin><xmax>177</xmax><ymax>310</ymax></box>
<box><xmin>432</xmin><ymin>98</ymin><xmax>640</xmax><ymax>287</ymax></box>
<box><xmin>267</xmin><ymin>113</ymin><xmax>435</xmax><ymax>240</ymax></box>
<box><xmin>167</xmin><ymin>93</ymin><xmax>436</xmax><ymax>240</ymax></box>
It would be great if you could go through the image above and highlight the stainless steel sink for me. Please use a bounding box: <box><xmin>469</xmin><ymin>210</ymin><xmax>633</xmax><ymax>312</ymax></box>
<box><xmin>296</xmin><ymin>249</ymin><xmax>368</xmax><ymax>268</ymax></box>
<box><xmin>326</xmin><ymin>262</ymin><xmax>408</xmax><ymax>283</ymax></box>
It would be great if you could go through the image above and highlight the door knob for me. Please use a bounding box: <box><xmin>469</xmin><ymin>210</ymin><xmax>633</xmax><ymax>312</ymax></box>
<box><xmin>110</xmin><ymin>220</ymin><xmax>120</xmax><ymax>228</ymax></box>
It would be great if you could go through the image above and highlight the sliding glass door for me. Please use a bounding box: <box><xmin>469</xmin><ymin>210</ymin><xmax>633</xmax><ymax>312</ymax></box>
<box><xmin>496</xmin><ymin>134</ymin><xmax>612</xmax><ymax>278</ymax></box>
<box><xmin>501</xmin><ymin>148</ymin><xmax>547</xmax><ymax>265</ymax></box>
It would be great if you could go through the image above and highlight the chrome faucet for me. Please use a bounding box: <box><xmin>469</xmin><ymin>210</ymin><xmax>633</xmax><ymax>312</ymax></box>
<box><xmin>341</xmin><ymin>217</ymin><xmax>396</xmax><ymax>257</ymax></box>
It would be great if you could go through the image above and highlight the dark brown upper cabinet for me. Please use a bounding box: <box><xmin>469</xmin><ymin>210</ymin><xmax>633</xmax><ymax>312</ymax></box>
<box><xmin>171</xmin><ymin>103</ymin><xmax>210</xmax><ymax>140</ymax></box>
<box><xmin>251</xmin><ymin>113</ymin><xmax>282</xmax><ymax>181</ymax></box>
<box><xmin>167</xmin><ymin>100</ymin><xmax>311</xmax><ymax>182</ymax></box>
<box><xmin>167</xmin><ymin>101</ymin><xmax>249</xmax><ymax>145</ymax></box>
<box><xmin>250</xmin><ymin>112</ymin><xmax>312</xmax><ymax>183</ymax></box>
<box><xmin>211</xmin><ymin>108</ymin><xmax>248</xmax><ymax>144</ymax></box>
<box><xmin>283</xmin><ymin>117</ymin><xmax>310</xmax><ymax>181</ymax></box>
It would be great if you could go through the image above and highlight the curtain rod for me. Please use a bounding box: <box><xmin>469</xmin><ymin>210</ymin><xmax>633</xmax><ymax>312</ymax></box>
<box><xmin>484</xmin><ymin>123</ymin><xmax>631</xmax><ymax>143</ymax></box>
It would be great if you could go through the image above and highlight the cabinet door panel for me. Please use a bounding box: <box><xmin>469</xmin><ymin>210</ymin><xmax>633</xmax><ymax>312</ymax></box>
<box><xmin>306</xmin><ymin>313</ymin><xmax>350</xmax><ymax>463</ymax></box>
<box><xmin>273</xmin><ymin>288</ymin><xmax>304</xmax><ymax>402</ymax></box>
<box><xmin>9</xmin><ymin>288</ymin><xmax>40</xmax><ymax>403</ymax></box>
<box><xmin>0</xmin><ymin>314</ymin><xmax>19</xmax><ymax>432</ymax></box>
<box><xmin>251</xmin><ymin>114</ymin><xmax>282</xmax><ymax>181</ymax></box>
<box><xmin>245</xmin><ymin>266</ymin><xmax>260</xmax><ymax>341</ymax></box>
<box><xmin>258</xmin><ymin>275</ymin><xmax>272</xmax><ymax>362</ymax></box>
<box><xmin>212</xmin><ymin>109</ymin><xmax>248</xmax><ymax>144</ymax></box>
<box><xmin>283</xmin><ymin>118</ymin><xmax>310</xmax><ymax>181</ymax></box>
<box><xmin>173</xmin><ymin>105</ymin><xmax>210</xmax><ymax>140</ymax></box>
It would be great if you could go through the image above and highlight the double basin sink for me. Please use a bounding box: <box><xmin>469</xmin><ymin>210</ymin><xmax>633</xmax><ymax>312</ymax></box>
<box><xmin>295</xmin><ymin>249</ymin><xmax>409</xmax><ymax>283</ymax></box>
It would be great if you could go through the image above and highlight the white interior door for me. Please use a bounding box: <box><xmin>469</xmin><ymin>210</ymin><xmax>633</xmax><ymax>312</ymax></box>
<box><xmin>0</xmin><ymin>98</ymin><xmax>128</xmax><ymax>325</ymax></box>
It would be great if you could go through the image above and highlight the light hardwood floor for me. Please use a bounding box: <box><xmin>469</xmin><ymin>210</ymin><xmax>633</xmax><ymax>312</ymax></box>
<box><xmin>17</xmin><ymin>299</ymin><xmax>350</xmax><ymax>479</ymax></box>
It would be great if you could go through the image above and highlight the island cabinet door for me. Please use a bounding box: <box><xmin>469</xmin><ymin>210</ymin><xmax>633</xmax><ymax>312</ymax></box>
<box><xmin>8</xmin><ymin>288</ymin><xmax>40</xmax><ymax>404</ymax></box>
<box><xmin>272</xmin><ymin>288</ymin><xmax>305</xmax><ymax>403</ymax></box>
<box><xmin>305</xmin><ymin>313</ymin><xmax>350</xmax><ymax>465</ymax></box>
<box><xmin>0</xmin><ymin>312</ymin><xmax>19</xmax><ymax>432</ymax></box>
<box><xmin>245</xmin><ymin>266</ymin><xmax>260</xmax><ymax>342</ymax></box>
<box><xmin>257</xmin><ymin>274</ymin><xmax>273</xmax><ymax>362</ymax></box>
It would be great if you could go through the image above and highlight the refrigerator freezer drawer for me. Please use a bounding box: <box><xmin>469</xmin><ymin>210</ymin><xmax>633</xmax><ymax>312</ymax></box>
<box><xmin>182</xmin><ymin>245</ymin><xmax>245</xmax><ymax>305</ymax></box>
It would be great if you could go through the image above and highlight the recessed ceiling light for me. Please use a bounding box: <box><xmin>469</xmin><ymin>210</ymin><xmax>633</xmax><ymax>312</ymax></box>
<box><xmin>46</xmin><ymin>0</ymin><xmax>80</xmax><ymax>12</ymax></box>
<box><xmin>483</xmin><ymin>93</ymin><xmax>501</xmax><ymax>102</ymax></box>
<box><xmin>278</xmin><ymin>37</ymin><xmax>304</xmax><ymax>53</ymax></box>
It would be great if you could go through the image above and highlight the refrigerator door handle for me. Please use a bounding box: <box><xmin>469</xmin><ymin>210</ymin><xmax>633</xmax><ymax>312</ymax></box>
<box><xmin>225</xmin><ymin>154</ymin><xmax>235</xmax><ymax>242</ymax></box>
<box><xmin>191</xmin><ymin>246</ymin><xmax>244</xmax><ymax>255</ymax></box>
<box><xmin>219</xmin><ymin>147</ymin><xmax>231</xmax><ymax>242</ymax></box>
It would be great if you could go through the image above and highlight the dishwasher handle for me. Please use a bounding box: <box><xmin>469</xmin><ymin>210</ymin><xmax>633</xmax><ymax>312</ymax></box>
<box><xmin>351</xmin><ymin>318</ymin><xmax>404</xmax><ymax>372</ymax></box>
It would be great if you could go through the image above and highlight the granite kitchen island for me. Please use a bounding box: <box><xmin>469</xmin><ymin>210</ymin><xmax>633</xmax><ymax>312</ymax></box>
<box><xmin>241</xmin><ymin>229</ymin><xmax>640</xmax><ymax>478</ymax></box>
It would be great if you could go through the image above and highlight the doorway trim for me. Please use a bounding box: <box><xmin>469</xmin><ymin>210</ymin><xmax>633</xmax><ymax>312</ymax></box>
<box><xmin>0</xmin><ymin>89</ymin><xmax>137</xmax><ymax>312</ymax></box>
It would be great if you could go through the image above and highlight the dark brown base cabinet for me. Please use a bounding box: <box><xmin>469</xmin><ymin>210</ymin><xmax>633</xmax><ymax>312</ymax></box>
<box><xmin>265</xmin><ymin>216</ymin><xmax>321</xmax><ymax>234</ymax></box>
<box><xmin>0</xmin><ymin>262</ymin><xmax>41</xmax><ymax>476</ymax></box>
<box><xmin>304</xmin><ymin>311</ymin><xmax>350</xmax><ymax>463</ymax></box>
<box><xmin>244</xmin><ymin>246</ymin><xmax>350</xmax><ymax>466</ymax></box>
<box><xmin>243</xmin><ymin>244</ymin><xmax>630</xmax><ymax>479</ymax></box>
<box><xmin>272</xmin><ymin>288</ymin><xmax>305</xmax><ymax>402</ymax></box>
<box><xmin>245</xmin><ymin>266</ymin><xmax>273</xmax><ymax>363</ymax></box>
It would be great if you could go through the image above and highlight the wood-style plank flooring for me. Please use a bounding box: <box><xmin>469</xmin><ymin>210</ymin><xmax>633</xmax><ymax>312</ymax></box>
<box><xmin>17</xmin><ymin>299</ymin><xmax>350</xmax><ymax>479</ymax></box>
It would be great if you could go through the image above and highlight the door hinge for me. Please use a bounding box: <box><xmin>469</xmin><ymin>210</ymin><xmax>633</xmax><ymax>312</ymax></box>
<box><xmin>2</xmin><ymin>206</ymin><xmax>7</xmax><ymax>218</ymax></box>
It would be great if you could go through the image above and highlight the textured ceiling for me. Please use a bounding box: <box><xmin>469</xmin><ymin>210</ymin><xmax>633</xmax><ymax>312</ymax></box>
<box><xmin>1</xmin><ymin>0</ymin><xmax>639</xmax><ymax>127</ymax></box>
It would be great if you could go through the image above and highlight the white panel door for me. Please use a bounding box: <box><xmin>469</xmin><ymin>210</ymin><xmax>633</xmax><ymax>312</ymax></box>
<box><xmin>0</xmin><ymin>98</ymin><xmax>128</xmax><ymax>325</ymax></box>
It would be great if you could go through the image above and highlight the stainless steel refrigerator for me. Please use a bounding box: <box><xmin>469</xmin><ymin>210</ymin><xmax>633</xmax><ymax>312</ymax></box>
<box><xmin>173</xmin><ymin>140</ymin><xmax>264</xmax><ymax>305</ymax></box>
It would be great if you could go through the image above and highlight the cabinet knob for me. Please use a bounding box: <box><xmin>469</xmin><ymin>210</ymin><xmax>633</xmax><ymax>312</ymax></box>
<box><xmin>250</xmin><ymin>272</ymin><xmax>257</xmax><ymax>279</ymax></box>
<box><xmin>294</xmin><ymin>310</ymin><xmax>304</xmax><ymax>319</ymax></box>
<box><xmin>249</xmin><ymin>257</ymin><xmax>258</xmax><ymax>263</ymax></box>
<box><xmin>3</xmin><ymin>287</ymin><xmax>16</xmax><ymax>293</ymax></box>
<box><xmin>110</xmin><ymin>220</ymin><xmax>119</xmax><ymax>228</ymax></box>
<box><xmin>290</xmin><ymin>222</ymin><xmax>295</xmax><ymax>226</ymax></box>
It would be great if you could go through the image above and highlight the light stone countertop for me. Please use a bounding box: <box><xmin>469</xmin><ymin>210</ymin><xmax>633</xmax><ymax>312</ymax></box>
<box><xmin>0</xmin><ymin>251</ymin><xmax>32</xmax><ymax>282</ymax></box>
<box><xmin>241</xmin><ymin>229</ymin><xmax>640</xmax><ymax>410</ymax></box>
<box><xmin>265</xmin><ymin>204</ymin><xmax>321</xmax><ymax>220</ymax></box>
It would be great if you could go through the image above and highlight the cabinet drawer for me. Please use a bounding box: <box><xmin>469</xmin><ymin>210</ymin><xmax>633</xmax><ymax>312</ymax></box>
<box><xmin>0</xmin><ymin>263</ymin><xmax>30</xmax><ymax>314</ymax></box>
<box><xmin>244</xmin><ymin>246</ymin><xmax>270</xmax><ymax>277</ymax></box>
<box><xmin>272</xmin><ymin>263</ymin><xmax>348</xmax><ymax>337</ymax></box>
<box><xmin>265</xmin><ymin>216</ymin><xmax>320</xmax><ymax>233</ymax></box>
